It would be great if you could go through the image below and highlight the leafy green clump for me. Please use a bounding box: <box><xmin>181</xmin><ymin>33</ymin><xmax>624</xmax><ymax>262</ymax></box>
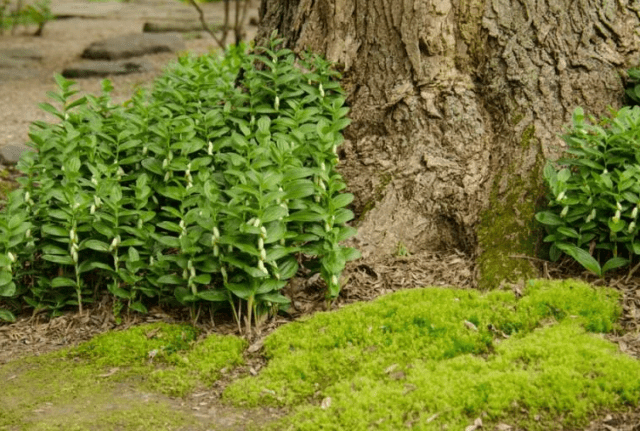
<box><xmin>0</xmin><ymin>35</ymin><xmax>359</xmax><ymax>330</ymax></box>
<box><xmin>224</xmin><ymin>280</ymin><xmax>638</xmax><ymax>430</ymax></box>
<box><xmin>536</xmin><ymin>106</ymin><xmax>640</xmax><ymax>275</ymax></box>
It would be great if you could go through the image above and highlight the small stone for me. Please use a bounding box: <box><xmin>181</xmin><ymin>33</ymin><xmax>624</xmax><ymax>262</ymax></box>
<box><xmin>81</xmin><ymin>33</ymin><xmax>186</xmax><ymax>60</ymax></box>
<box><xmin>0</xmin><ymin>144</ymin><xmax>30</xmax><ymax>165</ymax></box>
<box><xmin>62</xmin><ymin>59</ymin><xmax>153</xmax><ymax>78</ymax></box>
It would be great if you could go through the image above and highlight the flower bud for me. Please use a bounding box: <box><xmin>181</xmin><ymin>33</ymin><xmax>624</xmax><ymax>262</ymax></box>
<box><xmin>162</xmin><ymin>158</ymin><xmax>169</xmax><ymax>169</ymax></box>
<box><xmin>71</xmin><ymin>250</ymin><xmax>78</xmax><ymax>263</ymax></box>
<box><xmin>257</xmin><ymin>260</ymin><xmax>268</xmax><ymax>274</ymax></box>
<box><xmin>142</xmin><ymin>146</ymin><xmax>148</xmax><ymax>156</ymax></box>
<box><xmin>633</xmin><ymin>206</ymin><xmax>638</xmax><ymax>219</ymax></box>
<box><xmin>137</xmin><ymin>219</ymin><xmax>143</xmax><ymax>229</ymax></box>
<box><xmin>213</xmin><ymin>244</ymin><xmax>219</xmax><ymax>257</ymax></box>
<box><xmin>331</xmin><ymin>275</ymin><xmax>338</xmax><ymax>285</ymax></box>
<box><xmin>207</xmin><ymin>141</ymin><xmax>213</xmax><ymax>156</ymax></box>
<box><xmin>629</xmin><ymin>221</ymin><xmax>636</xmax><ymax>233</ymax></box>
<box><xmin>556</xmin><ymin>191</ymin><xmax>565</xmax><ymax>202</ymax></box>
<box><xmin>190</xmin><ymin>267</ymin><xmax>196</xmax><ymax>279</ymax></box>
<box><xmin>164</xmin><ymin>172</ymin><xmax>171</xmax><ymax>182</ymax></box>
<box><xmin>617</xmin><ymin>201</ymin><xmax>623</xmax><ymax>211</ymax></box>
<box><xmin>24</xmin><ymin>191</ymin><xmax>30</xmax><ymax>202</ymax></box>
<box><xmin>260</xmin><ymin>226</ymin><xmax>267</xmax><ymax>238</ymax></box>
<box><xmin>179</xmin><ymin>220</ymin><xmax>186</xmax><ymax>230</ymax></box>
<box><xmin>213</xmin><ymin>227</ymin><xmax>220</xmax><ymax>239</ymax></box>
<box><xmin>254</xmin><ymin>218</ymin><xmax>261</xmax><ymax>228</ymax></box>
<box><xmin>187</xmin><ymin>259</ymin><xmax>193</xmax><ymax>271</ymax></box>
<box><xmin>90</xmin><ymin>204</ymin><xmax>96</xmax><ymax>215</ymax></box>
<box><xmin>560</xmin><ymin>206</ymin><xmax>569</xmax><ymax>218</ymax></box>
<box><xmin>168</xmin><ymin>151</ymin><xmax>173</xmax><ymax>162</ymax></box>
<box><xmin>150</xmin><ymin>256</ymin><xmax>155</xmax><ymax>265</ymax></box>
<box><xmin>319</xmin><ymin>84</ymin><xmax>325</xmax><ymax>98</ymax></box>
<box><xmin>25</xmin><ymin>229</ymin><xmax>31</xmax><ymax>238</ymax></box>
<box><xmin>586</xmin><ymin>209</ymin><xmax>596</xmax><ymax>223</ymax></box>
<box><xmin>183</xmin><ymin>269</ymin><xmax>188</xmax><ymax>279</ymax></box>
<box><xmin>260</xmin><ymin>248</ymin><xmax>267</xmax><ymax>261</ymax></box>
<box><xmin>258</xmin><ymin>237</ymin><xmax>264</xmax><ymax>250</ymax></box>
<box><xmin>7</xmin><ymin>252</ymin><xmax>16</xmax><ymax>263</ymax></box>
<box><xmin>274</xmin><ymin>96</ymin><xmax>280</xmax><ymax>110</ymax></box>
<box><xmin>325</xmin><ymin>222</ymin><xmax>331</xmax><ymax>232</ymax></box>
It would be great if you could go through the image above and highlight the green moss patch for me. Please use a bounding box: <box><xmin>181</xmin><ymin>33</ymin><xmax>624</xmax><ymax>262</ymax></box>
<box><xmin>0</xmin><ymin>323</ymin><xmax>247</xmax><ymax>430</ymax></box>
<box><xmin>224</xmin><ymin>280</ymin><xmax>639</xmax><ymax>430</ymax></box>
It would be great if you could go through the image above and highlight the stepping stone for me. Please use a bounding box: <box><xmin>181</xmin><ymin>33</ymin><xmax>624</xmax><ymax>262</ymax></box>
<box><xmin>143</xmin><ymin>20</ymin><xmax>220</xmax><ymax>33</ymax></box>
<box><xmin>0</xmin><ymin>48</ymin><xmax>43</xmax><ymax>61</ymax></box>
<box><xmin>81</xmin><ymin>34</ymin><xmax>186</xmax><ymax>61</ymax></box>
<box><xmin>0</xmin><ymin>48</ymin><xmax>43</xmax><ymax>69</ymax></box>
<box><xmin>62</xmin><ymin>59</ymin><xmax>153</xmax><ymax>79</ymax></box>
<box><xmin>51</xmin><ymin>2</ymin><xmax>123</xmax><ymax>19</ymax></box>
<box><xmin>0</xmin><ymin>144</ymin><xmax>30</xmax><ymax>165</ymax></box>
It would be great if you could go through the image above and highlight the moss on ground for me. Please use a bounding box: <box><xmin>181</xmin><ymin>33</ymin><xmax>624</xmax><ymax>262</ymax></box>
<box><xmin>0</xmin><ymin>322</ymin><xmax>246</xmax><ymax>430</ymax></box>
<box><xmin>1</xmin><ymin>281</ymin><xmax>638</xmax><ymax>430</ymax></box>
<box><xmin>224</xmin><ymin>279</ymin><xmax>639</xmax><ymax>430</ymax></box>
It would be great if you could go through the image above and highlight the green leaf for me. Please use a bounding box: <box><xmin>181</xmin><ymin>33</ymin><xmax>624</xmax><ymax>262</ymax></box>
<box><xmin>192</xmin><ymin>274</ymin><xmax>211</xmax><ymax>285</ymax></box>
<box><xmin>284</xmin><ymin>179</ymin><xmax>315</xmax><ymax>199</ymax></box>
<box><xmin>198</xmin><ymin>289</ymin><xmax>228</xmax><ymax>302</ymax></box>
<box><xmin>78</xmin><ymin>260</ymin><xmax>113</xmax><ymax>274</ymax></box>
<box><xmin>129</xmin><ymin>302</ymin><xmax>148</xmax><ymax>314</ymax></box>
<box><xmin>42</xmin><ymin>224</ymin><xmax>70</xmax><ymax>237</ymax></box>
<box><xmin>42</xmin><ymin>255</ymin><xmax>75</xmax><ymax>265</ymax></box>
<box><xmin>0</xmin><ymin>309</ymin><xmax>16</xmax><ymax>322</ymax></box>
<box><xmin>128</xmin><ymin>247</ymin><xmax>140</xmax><ymax>262</ymax></box>
<box><xmin>333</xmin><ymin>209</ymin><xmax>354</xmax><ymax>224</ymax></box>
<box><xmin>535</xmin><ymin>211</ymin><xmax>564</xmax><ymax>226</ymax></box>
<box><xmin>51</xmin><ymin>277</ymin><xmax>77</xmax><ymax>288</ymax></box>
<box><xmin>556</xmin><ymin>227</ymin><xmax>579</xmax><ymax>238</ymax></box>
<box><xmin>82</xmin><ymin>239</ymin><xmax>110</xmax><ymax>252</ymax></box>
<box><xmin>157</xmin><ymin>275</ymin><xmax>185</xmax><ymax>285</ymax></box>
<box><xmin>0</xmin><ymin>270</ymin><xmax>13</xmax><ymax>289</ymax></box>
<box><xmin>288</xmin><ymin>210</ymin><xmax>324</xmax><ymax>222</ymax></box>
<box><xmin>342</xmin><ymin>247</ymin><xmax>361</xmax><ymax>262</ymax></box>
<box><xmin>608</xmin><ymin>218</ymin><xmax>626</xmax><ymax>233</ymax></box>
<box><xmin>556</xmin><ymin>243</ymin><xmax>601</xmax><ymax>276</ymax></box>
<box><xmin>332</xmin><ymin>193</ymin><xmax>354</xmax><ymax>208</ymax></box>
<box><xmin>256</xmin><ymin>292</ymin><xmax>290</xmax><ymax>304</ymax></box>
<box><xmin>602</xmin><ymin>257</ymin><xmax>629</xmax><ymax>273</ymax></box>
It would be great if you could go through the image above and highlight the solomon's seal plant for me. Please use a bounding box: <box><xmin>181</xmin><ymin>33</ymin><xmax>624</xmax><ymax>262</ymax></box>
<box><xmin>536</xmin><ymin>106</ymin><xmax>640</xmax><ymax>276</ymax></box>
<box><xmin>0</xmin><ymin>33</ymin><xmax>360</xmax><ymax>333</ymax></box>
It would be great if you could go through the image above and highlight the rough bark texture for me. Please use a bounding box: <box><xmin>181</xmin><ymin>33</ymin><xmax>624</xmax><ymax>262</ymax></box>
<box><xmin>256</xmin><ymin>0</ymin><xmax>640</xmax><ymax>286</ymax></box>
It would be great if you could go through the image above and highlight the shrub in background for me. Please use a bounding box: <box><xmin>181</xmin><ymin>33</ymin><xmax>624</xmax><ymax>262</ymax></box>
<box><xmin>0</xmin><ymin>35</ymin><xmax>360</xmax><ymax>333</ymax></box>
<box><xmin>536</xmin><ymin>106</ymin><xmax>640</xmax><ymax>276</ymax></box>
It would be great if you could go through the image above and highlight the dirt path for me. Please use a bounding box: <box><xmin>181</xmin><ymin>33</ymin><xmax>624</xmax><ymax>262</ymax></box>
<box><xmin>0</xmin><ymin>0</ymin><xmax>258</xmax><ymax>154</ymax></box>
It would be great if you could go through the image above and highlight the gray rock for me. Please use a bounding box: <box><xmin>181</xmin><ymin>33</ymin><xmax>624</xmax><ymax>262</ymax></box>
<box><xmin>62</xmin><ymin>59</ymin><xmax>153</xmax><ymax>78</ymax></box>
<box><xmin>51</xmin><ymin>2</ymin><xmax>123</xmax><ymax>19</ymax></box>
<box><xmin>0</xmin><ymin>144</ymin><xmax>30</xmax><ymax>165</ymax></box>
<box><xmin>0</xmin><ymin>48</ymin><xmax>43</xmax><ymax>70</ymax></box>
<box><xmin>0</xmin><ymin>48</ymin><xmax>43</xmax><ymax>61</ymax></box>
<box><xmin>81</xmin><ymin>33</ymin><xmax>185</xmax><ymax>61</ymax></box>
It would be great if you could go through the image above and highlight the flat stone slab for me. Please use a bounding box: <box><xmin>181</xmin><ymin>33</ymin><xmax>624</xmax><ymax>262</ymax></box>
<box><xmin>62</xmin><ymin>59</ymin><xmax>153</xmax><ymax>79</ymax></box>
<box><xmin>51</xmin><ymin>2</ymin><xmax>124</xmax><ymax>19</ymax></box>
<box><xmin>0</xmin><ymin>48</ymin><xmax>43</xmax><ymax>61</ymax></box>
<box><xmin>81</xmin><ymin>33</ymin><xmax>186</xmax><ymax>60</ymax></box>
<box><xmin>0</xmin><ymin>143</ymin><xmax>30</xmax><ymax>165</ymax></box>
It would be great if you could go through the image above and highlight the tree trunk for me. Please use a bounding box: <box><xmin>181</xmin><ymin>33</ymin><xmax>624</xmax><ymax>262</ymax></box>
<box><xmin>256</xmin><ymin>0</ymin><xmax>640</xmax><ymax>287</ymax></box>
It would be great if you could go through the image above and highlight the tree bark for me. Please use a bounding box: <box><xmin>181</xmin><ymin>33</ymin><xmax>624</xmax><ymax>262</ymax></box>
<box><xmin>256</xmin><ymin>0</ymin><xmax>640</xmax><ymax>284</ymax></box>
